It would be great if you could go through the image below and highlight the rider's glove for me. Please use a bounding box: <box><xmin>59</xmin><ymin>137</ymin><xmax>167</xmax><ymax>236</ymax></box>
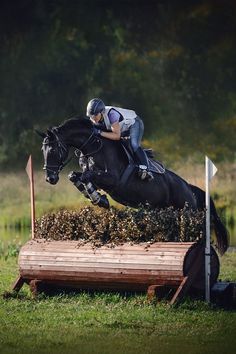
<box><xmin>93</xmin><ymin>127</ymin><xmax>101</xmax><ymax>136</ymax></box>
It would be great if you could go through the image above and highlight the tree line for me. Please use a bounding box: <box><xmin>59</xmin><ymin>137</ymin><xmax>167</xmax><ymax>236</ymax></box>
<box><xmin>0</xmin><ymin>0</ymin><xmax>235</xmax><ymax>168</ymax></box>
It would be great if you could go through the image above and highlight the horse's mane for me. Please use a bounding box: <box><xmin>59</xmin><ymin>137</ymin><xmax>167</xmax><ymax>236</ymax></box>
<box><xmin>57</xmin><ymin>116</ymin><xmax>92</xmax><ymax>134</ymax></box>
<box><xmin>54</xmin><ymin>116</ymin><xmax>125</xmax><ymax>157</ymax></box>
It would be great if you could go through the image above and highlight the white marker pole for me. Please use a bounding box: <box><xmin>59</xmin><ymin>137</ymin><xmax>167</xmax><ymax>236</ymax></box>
<box><xmin>205</xmin><ymin>156</ymin><xmax>217</xmax><ymax>303</ymax></box>
<box><xmin>25</xmin><ymin>155</ymin><xmax>36</xmax><ymax>239</ymax></box>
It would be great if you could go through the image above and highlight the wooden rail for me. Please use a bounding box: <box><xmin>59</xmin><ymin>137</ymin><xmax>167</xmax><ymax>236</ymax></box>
<box><xmin>14</xmin><ymin>240</ymin><xmax>220</xmax><ymax>303</ymax></box>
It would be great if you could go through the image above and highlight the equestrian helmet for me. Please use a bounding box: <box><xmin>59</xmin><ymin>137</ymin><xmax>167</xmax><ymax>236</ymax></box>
<box><xmin>86</xmin><ymin>98</ymin><xmax>105</xmax><ymax>117</ymax></box>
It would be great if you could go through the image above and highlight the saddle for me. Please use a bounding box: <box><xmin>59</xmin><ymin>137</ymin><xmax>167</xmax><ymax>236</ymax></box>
<box><xmin>121</xmin><ymin>139</ymin><xmax>165</xmax><ymax>173</ymax></box>
<box><xmin>119</xmin><ymin>138</ymin><xmax>165</xmax><ymax>186</ymax></box>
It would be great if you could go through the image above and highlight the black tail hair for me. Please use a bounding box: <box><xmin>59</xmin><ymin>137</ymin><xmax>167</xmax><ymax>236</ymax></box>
<box><xmin>190</xmin><ymin>184</ymin><xmax>229</xmax><ymax>255</ymax></box>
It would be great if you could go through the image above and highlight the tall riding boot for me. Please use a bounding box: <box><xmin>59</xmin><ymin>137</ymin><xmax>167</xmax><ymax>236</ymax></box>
<box><xmin>134</xmin><ymin>147</ymin><xmax>154</xmax><ymax>181</ymax></box>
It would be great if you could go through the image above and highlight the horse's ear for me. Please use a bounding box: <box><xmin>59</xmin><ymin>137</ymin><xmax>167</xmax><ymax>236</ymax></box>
<box><xmin>47</xmin><ymin>129</ymin><xmax>55</xmax><ymax>138</ymax></box>
<box><xmin>35</xmin><ymin>129</ymin><xmax>46</xmax><ymax>139</ymax></box>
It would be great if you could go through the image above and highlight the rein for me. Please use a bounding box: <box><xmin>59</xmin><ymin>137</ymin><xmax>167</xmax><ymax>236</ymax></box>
<box><xmin>43</xmin><ymin>129</ymin><xmax>103</xmax><ymax>174</ymax></box>
<box><xmin>76</xmin><ymin>132</ymin><xmax>103</xmax><ymax>157</ymax></box>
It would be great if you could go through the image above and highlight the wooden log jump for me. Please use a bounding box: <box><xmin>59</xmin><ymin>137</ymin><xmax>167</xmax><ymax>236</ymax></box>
<box><xmin>14</xmin><ymin>240</ymin><xmax>219</xmax><ymax>304</ymax></box>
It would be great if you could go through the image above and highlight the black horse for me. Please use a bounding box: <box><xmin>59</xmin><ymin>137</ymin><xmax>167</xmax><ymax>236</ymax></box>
<box><xmin>37</xmin><ymin>117</ymin><xmax>228</xmax><ymax>254</ymax></box>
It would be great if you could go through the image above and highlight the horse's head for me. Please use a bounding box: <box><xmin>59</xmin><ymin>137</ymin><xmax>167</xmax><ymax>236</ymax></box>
<box><xmin>37</xmin><ymin>117</ymin><xmax>103</xmax><ymax>184</ymax></box>
<box><xmin>36</xmin><ymin>128</ymin><xmax>69</xmax><ymax>185</ymax></box>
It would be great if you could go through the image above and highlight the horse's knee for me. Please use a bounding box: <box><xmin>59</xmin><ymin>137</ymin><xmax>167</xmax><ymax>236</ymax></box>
<box><xmin>80</xmin><ymin>170</ymin><xmax>94</xmax><ymax>183</ymax></box>
<box><xmin>68</xmin><ymin>171</ymin><xmax>82</xmax><ymax>183</ymax></box>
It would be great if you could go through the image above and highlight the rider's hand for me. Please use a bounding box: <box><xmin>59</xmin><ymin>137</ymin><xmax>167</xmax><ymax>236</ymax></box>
<box><xmin>93</xmin><ymin>126</ymin><xmax>101</xmax><ymax>136</ymax></box>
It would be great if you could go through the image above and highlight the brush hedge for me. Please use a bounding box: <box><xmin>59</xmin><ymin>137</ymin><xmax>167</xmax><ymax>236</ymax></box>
<box><xmin>35</xmin><ymin>205</ymin><xmax>205</xmax><ymax>248</ymax></box>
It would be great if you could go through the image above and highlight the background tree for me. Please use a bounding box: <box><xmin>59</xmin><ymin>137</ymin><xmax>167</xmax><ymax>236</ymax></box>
<box><xmin>0</xmin><ymin>0</ymin><xmax>235</xmax><ymax>168</ymax></box>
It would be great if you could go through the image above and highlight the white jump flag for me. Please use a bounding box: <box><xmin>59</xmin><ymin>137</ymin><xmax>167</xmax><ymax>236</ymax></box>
<box><xmin>25</xmin><ymin>155</ymin><xmax>36</xmax><ymax>240</ymax></box>
<box><xmin>205</xmin><ymin>156</ymin><xmax>217</xmax><ymax>303</ymax></box>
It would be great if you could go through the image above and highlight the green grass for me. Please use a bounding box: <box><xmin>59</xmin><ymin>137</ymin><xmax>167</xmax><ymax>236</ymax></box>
<box><xmin>0</xmin><ymin>253</ymin><xmax>236</xmax><ymax>354</ymax></box>
<box><xmin>218</xmin><ymin>251</ymin><xmax>236</xmax><ymax>281</ymax></box>
<box><xmin>0</xmin><ymin>164</ymin><xmax>235</xmax><ymax>353</ymax></box>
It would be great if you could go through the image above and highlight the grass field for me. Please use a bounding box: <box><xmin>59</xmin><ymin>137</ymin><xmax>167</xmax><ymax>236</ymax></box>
<box><xmin>0</xmin><ymin>253</ymin><xmax>236</xmax><ymax>354</ymax></box>
<box><xmin>0</xmin><ymin>162</ymin><xmax>235</xmax><ymax>354</ymax></box>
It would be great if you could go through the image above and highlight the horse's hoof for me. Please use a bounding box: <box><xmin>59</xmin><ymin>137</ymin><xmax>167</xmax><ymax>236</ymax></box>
<box><xmin>97</xmin><ymin>194</ymin><xmax>110</xmax><ymax>209</ymax></box>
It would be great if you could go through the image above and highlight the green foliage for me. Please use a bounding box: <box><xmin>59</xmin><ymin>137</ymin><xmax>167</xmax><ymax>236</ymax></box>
<box><xmin>0</xmin><ymin>239</ymin><xmax>21</xmax><ymax>259</ymax></box>
<box><xmin>0</xmin><ymin>1</ymin><xmax>236</xmax><ymax>167</ymax></box>
<box><xmin>219</xmin><ymin>252</ymin><xmax>236</xmax><ymax>281</ymax></box>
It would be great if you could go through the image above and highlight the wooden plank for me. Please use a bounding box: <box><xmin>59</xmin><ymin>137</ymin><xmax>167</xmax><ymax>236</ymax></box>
<box><xmin>20</xmin><ymin>267</ymin><xmax>183</xmax><ymax>279</ymax></box>
<box><xmin>21</xmin><ymin>245</ymin><xmax>189</xmax><ymax>256</ymax></box>
<box><xmin>19</xmin><ymin>261</ymin><xmax>184</xmax><ymax>271</ymax></box>
<box><xmin>39</xmin><ymin>275</ymin><xmax>182</xmax><ymax>284</ymax></box>
<box><xmin>19</xmin><ymin>262</ymin><xmax>183</xmax><ymax>272</ymax></box>
<box><xmin>21</xmin><ymin>246</ymin><xmax>193</xmax><ymax>253</ymax></box>
<box><xmin>170</xmin><ymin>276</ymin><xmax>189</xmax><ymax>305</ymax></box>
<box><xmin>19</xmin><ymin>255</ymin><xmax>183</xmax><ymax>265</ymax></box>
<box><xmin>170</xmin><ymin>247</ymin><xmax>204</xmax><ymax>305</ymax></box>
<box><xmin>21</xmin><ymin>241</ymin><xmax>194</xmax><ymax>252</ymax></box>
<box><xmin>12</xmin><ymin>276</ymin><xmax>25</xmax><ymax>292</ymax></box>
<box><xmin>19</xmin><ymin>270</ymin><xmax>183</xmax><ymax>285</ymax></box>
<box><xmin>19</xmin><ymin>254</ymin><xmax>184</xmax><ymax>264</ymax></box>
<box><xmin>21</xmin><ymin>246</ymin><xmax>188</xmax><ymax>253</ymax></box>
<box><xmin>20</xmin><ymin>249</ymin><xmax>187</xmax><ymax>257</ymax></box>
<box><xmin>147</xmin><ymin>285</ymin><xmax>167</xmax><ymax>301</ymax></box>
<box><xmin>25</xmin><ymin>240</ymin><xmax>194</xmax><ymax>247</ymax></box>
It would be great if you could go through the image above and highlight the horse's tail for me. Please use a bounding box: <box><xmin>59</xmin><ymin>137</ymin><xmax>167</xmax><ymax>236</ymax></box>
<box><xmin>190</xmin><ymin>184</ymin><xmax>229</xmax><ymax>255</ymax></box>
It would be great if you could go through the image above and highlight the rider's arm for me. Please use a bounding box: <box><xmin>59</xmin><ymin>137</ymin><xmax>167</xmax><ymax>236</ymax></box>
<box><xmin>100</xmin><ymin>109</ymin><xmax>121</xmax><ymax>140</ymax></box>
<box><xmin>100</xmin><ymin>122</ymin><xmax>121</xmax><ymax>140</ymax></box>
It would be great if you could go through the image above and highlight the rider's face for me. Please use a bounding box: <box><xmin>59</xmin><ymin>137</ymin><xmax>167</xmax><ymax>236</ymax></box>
<box><xmin>90</xmin><ymin>113</ymin><xmax>102</xmax><ymax>124</ymax></box>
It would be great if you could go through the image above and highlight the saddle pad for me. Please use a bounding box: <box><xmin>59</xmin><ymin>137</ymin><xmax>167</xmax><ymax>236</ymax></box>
<box><xmin>148</xmin><ymin>158</ymin><xmax>165</xmax><ymax>174</ymax></box>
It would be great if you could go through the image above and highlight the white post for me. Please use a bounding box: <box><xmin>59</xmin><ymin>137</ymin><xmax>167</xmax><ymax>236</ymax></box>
<box><xmin>205</xmin><ymin>156</ymin><xmax>217</xmax><ymax>303</ymax></box>
<box><xmin>25</xmin><ymin>155</ymin><xmax>36</xmax><ymax>239</ymax></box>
<box><xmin>205</xmin><ymin>156</ymin><xmax>211</xmax><ymax>302</ymax></box>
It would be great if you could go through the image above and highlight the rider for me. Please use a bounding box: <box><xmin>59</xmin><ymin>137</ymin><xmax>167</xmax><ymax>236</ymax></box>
<box><xmin>86</xmin><ymin>98</ymin><xmax>154</xmax><ymax>181</ymax></box>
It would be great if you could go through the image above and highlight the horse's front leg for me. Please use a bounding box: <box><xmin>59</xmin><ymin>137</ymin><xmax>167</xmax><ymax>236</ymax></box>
<box><xmin>68</xmin><ymin>171</ymin><xmax>110</xmax><ymax>209</ymax></box>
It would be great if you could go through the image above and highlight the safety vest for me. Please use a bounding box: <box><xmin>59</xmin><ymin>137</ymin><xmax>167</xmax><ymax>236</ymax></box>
<box><xmin>103</xmin><ymin>106</ymin><xmax>137</xmax><ymax>132</ymax></box>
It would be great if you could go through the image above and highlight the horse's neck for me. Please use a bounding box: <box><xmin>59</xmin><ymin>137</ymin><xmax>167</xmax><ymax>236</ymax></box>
<box><xmin>59</xmin><ymin>125</ymin><xmax>126</xmax><ymax>174</ymax></box>
<box><xmin>61</xmin><ymin>130</ymin><xmax>83</xmax><ymax>148</ymax></box>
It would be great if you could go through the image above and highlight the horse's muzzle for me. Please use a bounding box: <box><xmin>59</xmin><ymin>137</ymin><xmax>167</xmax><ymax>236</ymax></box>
<box><xmin>46</xmin><ymin>175</ymin><xmax>59</xmax><ymax>185</ymax></box>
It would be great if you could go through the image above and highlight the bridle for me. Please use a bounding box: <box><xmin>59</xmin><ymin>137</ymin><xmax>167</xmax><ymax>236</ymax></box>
<box><xmin>43</xmin><ymin>129</ymin><xmax>103</xmax><ymax>175</ymax></box>
<box><xmin>43</xmin><ymin>133</ymin><xmax>70</xmax><ymax>175</ymax></box>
